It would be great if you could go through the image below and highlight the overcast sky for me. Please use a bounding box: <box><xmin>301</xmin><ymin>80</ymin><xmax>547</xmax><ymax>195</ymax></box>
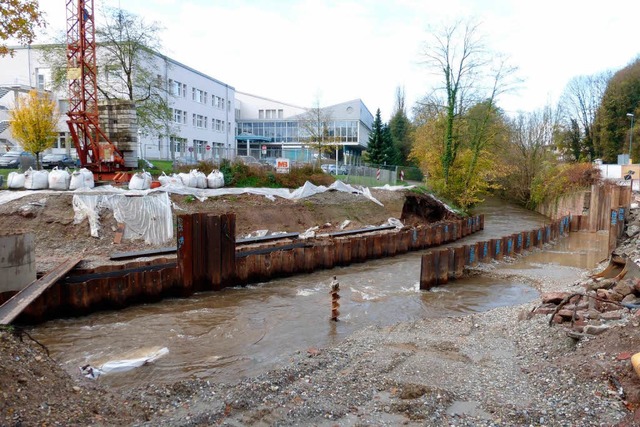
<box><xmin>36</xmin><ymin>0</ymin><xmax>640</xmax><ymax>120</ymax></box>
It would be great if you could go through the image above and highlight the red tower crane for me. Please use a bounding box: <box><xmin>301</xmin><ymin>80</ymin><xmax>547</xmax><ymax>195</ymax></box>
<box><xmin>65</xmin><ymin>0</ymin><xmax>130</xmax><ymax>181</ymax></box>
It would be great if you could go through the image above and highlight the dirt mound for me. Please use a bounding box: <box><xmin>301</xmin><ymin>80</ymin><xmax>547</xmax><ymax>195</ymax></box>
<box><xmin>0</xmin><ymin>188</ymin><xmax>409</xmax><ymax>273</ymax></box>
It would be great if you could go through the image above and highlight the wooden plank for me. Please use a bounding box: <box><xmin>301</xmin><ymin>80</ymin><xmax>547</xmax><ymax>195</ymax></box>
<box><xmin>0</xmin><ymin>258</ymin><xmax>82</xmax><ymax>325</ymax></box>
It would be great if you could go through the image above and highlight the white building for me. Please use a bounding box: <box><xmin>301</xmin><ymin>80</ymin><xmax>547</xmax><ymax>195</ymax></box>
<box><xmin>0</xmin><ymin>45</ymin><xmax>372</xmax><ymax>165</ymax></box>
<box><xmin>235</xmin><ymin>91</ymin><xmax>373</xmax><ymax>164</ymax></box>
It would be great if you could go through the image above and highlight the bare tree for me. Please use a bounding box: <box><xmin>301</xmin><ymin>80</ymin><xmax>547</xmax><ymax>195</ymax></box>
<box><xmin>298</xmin><ymin>99</ymin><xmax>334</xmax><ymax>168</ymax></box>
<box><xmin>557</xmin><ymin>71</ymin><xmax>612</xmax><ymax>160</ymax></box>
<box><xmin>501</xmin><ymin>107</ymin><xmax>557</xmax><ymax>205</ymax></box>
<box><xmin>95</xmin><ymin>7</ymin><xmax>172</xmax><ymax>137</ymax></box>
<box><xmin>40</xmin><ymin>7</ymin><xmax>173</xmax><ymax>139</ymax></box>
<box><xmin>418</xmin><ymin>19</ymin><xmax>519</xmax><ymax>186</ymax></box>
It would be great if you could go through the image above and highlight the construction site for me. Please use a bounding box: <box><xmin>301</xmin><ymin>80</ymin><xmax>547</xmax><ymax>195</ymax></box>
<box><xmin>3</xmin><ymin>0</ymin><xmax>640</xmax><ymax>425</ymax></box>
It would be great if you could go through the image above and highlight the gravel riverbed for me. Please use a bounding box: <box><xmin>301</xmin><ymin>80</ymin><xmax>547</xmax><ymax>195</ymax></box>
<box><xmin>3</xmin><ymin>189</ymin><xmax>640</xmax><ymax>426</ymax></box>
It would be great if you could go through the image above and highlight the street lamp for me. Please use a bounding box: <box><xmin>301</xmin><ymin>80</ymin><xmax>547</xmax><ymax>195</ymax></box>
<box><xmin>627</xmin><ymin>113</ymin><xmax>635</xmax><ymax>164</ymax></box>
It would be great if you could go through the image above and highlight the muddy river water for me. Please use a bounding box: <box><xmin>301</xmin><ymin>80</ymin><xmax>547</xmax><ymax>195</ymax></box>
<box><xmin>29</xmin><ymin>199</ymin><xmax>610</xmax><ymax>389</ymax></box>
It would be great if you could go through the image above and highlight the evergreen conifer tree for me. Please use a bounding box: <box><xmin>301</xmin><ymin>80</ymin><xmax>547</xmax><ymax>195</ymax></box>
<box><xmin>366</xmin><ymin>109</ymin><xmax>385</xmax><ymax>164</ymax></box>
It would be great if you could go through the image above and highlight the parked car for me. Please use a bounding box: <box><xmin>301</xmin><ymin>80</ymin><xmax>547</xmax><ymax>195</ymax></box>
<box><xmin>41</xmin><ymin>153</ymin><xmax>77</xmax><ymax>169</ymax></box>
<box><xmin>174</xmin><ymin>157</ymin><xmax>199</xmax><ymax>167</ymax></box>
<box><xmin>0</xmin><ymin>151</ymin><xmax>36</xmax><ymax>169</ymax></box>
<box><xmin>321</xmin><ymin>164</ymin><xmax>348</xmax><ymax>175</ymax></box>
<box><xmin>235</xmin><ymin>155</ymin><xmax>262</xmax><ymax>167</ymax></box>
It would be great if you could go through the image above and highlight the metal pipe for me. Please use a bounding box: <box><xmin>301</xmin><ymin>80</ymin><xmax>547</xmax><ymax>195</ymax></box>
<box><xmin>628</xmin><ymin>113</ymin><xmax>635</xmax><ymax>164</ymax></box>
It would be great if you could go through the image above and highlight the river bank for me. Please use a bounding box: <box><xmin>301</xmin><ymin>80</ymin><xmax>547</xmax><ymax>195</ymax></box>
<box><xmin>2</xmin><ymin>191</ymin><xmax>640</xmax><ymax>426</ymax></box>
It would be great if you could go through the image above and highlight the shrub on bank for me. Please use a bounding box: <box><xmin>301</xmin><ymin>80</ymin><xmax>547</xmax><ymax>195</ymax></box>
<box><xmin>529</xmin><ymin>162</ymin><xmax>601</xmax><ymax>209</ymax></box>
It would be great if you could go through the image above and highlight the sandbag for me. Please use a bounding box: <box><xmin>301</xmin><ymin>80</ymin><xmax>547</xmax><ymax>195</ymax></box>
<box><xmin>7</xmin><ymin>171</ymin><xmax>25</xmax><ymax>189</ymax></box>
<box><xmin>207</xmin><ymin>170</ymin><xmax>225</xmax><ymax>189</ymax></box>
<box><xmin>48</xmin><ymin>167</ymin><xmax>71</xmax><ymax>190</ymax></box>
<box><xmin>194</xmin><ymin>170</ymin><xmax>207</xmax><ymax>189</ymax></box>
<box><xmin>129</xmin><ymin>170</ymin><xmax>152</xmax><ymax>190</ymax></box>
<box><xmin>179</xmin><ymin>169</ymin><xmax>206</xmax><ymax>188</ymax></box>
<box><xmin>158</xmin><ymin>171</ymin><xmax>182</xmax><ymax>186</ymax></box>
<box><xmin>69</xmin><ymin>168</ymin><xmax>95</xmax><ymax>190</ymax></box>
<box><xmin>24</xmin><ymin>168</ymin><xmax>49</xmax><ymax>190</ymax></box>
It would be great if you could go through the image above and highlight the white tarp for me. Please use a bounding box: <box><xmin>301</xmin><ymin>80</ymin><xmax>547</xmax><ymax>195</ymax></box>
<box><xmin>72</xmin><ymin>191</ymin><xmax>174</xmax><ymax>245</ymax></box>
<box><xmin>156</xmin><ymin>180</ymin><xmax>386</xmax><ymax>206</ymax></box>
<box><xmin>80</xmin><ymin>346</ymin><xmax>169</xmax><ymax>379</ymax></box>
<box><xmin>0</xmin><ymin>180</ymin><xmax>411</xmax><ymax>244</ymax></box>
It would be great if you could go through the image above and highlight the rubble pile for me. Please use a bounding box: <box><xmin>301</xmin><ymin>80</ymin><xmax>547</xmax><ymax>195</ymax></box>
<box><xmin>534</xmin><ymin>200</ymin><xmax>640</xmax><ymax>337</ymax></box>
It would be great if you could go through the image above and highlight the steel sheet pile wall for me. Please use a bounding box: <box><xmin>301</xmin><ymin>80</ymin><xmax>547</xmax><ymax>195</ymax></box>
<box><xmin>7</xmin><ymin>214</ymin><xmax>482</xmax><ymax>324</ymax></box>
<box><xmin>420</xmin><ymin>215</ymin><xmax>571</xmax><ymax>290</ymax></box>
<box><xmin>234</xmin><ymin>215</ymin><xmax>484</xmax><ymax>286</ymax></box>
<box><xmin>11</xmin><ymin>258</ymin><xmax>178</xmax><ymax>323</ymax></box>
<box><xmin>177</xmin><ymin>213</ymin><xmax>236</xmax><ymax>292</ymax></box>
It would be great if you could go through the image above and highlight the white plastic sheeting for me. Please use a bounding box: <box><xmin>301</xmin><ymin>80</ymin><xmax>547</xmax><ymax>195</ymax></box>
<box><xmin>157</xmin><ymin>180</ymin><xmax>386</xmax><ymax>206</ymax></box>
<box><xmin>72</xmin><ymin>190</ymin><xmax>173</xmax><ymax>244</ymax></box>
<box><xmin>81</xmin><ymin>346</ymin><xmax>169</xmax><ymax>379</ymax></box>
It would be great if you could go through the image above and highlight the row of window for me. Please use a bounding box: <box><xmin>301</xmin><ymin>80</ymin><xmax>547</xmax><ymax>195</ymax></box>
<box><xmin>171</xmin><ymin>109</ymin><xmax>230</xmax><ymax>132</ymax></box>
<box><xmin>238</xmin><ymin>120</ymin><xmax>359</xmax><ymax>143</ymax></box>
<box><xmin>169</xmin><ymin>79</ymin><xmax>231</xmax><ymax>111</ymax></box>
<box><xmin>169</xmin><ymin>137</ymin><xmax>227</xmax><ymax>156</ymax></box>
<box><xmin>258</xmin><ymin>109</ymin><xmax>284</xmax><ymax>119</ymax></box>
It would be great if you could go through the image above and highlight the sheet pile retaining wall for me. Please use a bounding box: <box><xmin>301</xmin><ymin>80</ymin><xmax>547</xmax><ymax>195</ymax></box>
<box><xmin>4</xmin><ymin>214</ymin><xmax>484</xmax><ymax>323</ymax></box>
<box><xmin>419</xmin><ymin>216</ymin><xmax>572</xmax><ymax>290</ymax></box>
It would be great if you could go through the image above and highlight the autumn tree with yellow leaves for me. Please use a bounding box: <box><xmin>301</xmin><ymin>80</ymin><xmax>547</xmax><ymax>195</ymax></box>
<box><xmin>0</xmin><ymin>0</ymin><xmax>46</xmax><ymax>57</ymax></box>
<box><xmin>9</xmin><ymin>90</ymin><xmax>59</xmax><ymax>169</ymax></box>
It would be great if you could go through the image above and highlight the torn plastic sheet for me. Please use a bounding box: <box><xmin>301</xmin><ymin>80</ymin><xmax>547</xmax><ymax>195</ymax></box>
<box><xmin>0</xmin><ymin>179</ymin><xmax>396</xmax><ymax>207</ymax></box>
<box><xmin>73</xmin><ymin>191</ymin><xmax>173</xmax><ymax>245</ymax></box>
<box><xmin>80</xmin><ymin>346</ymin><xmax>169</xmax><ymax>379</ymax></box>
<box><xmin>156</xmin><ymin>180</ymin><xmax>385</xmax><ymax>206</ymax></box>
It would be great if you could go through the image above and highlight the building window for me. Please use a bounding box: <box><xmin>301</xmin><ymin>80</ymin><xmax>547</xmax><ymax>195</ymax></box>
<box><xmin>192</xmin><ymin>88</ymin><xmax>207</xmax><ymax>103</ymax></box>
<box><xmin>228</xmin><ymin>100</ymin><xmax>231</xmax><ymax>111</ymax></box>
<box><xmin>56</xmin><ymin>132</ymin><xmax>68</xmax><ymax>149</ymax></box>
<box><xmin>258</xmin><ymin>109</ymin><xmax>264</xmax><ymax>119</ymax></box>
<box><xmin>172</xmin><ymin>80</ymin><xmax>187</xmax><ymax>97</ymax></box>
<box><xmin>58</xmin><ymin>99</ymin><xmax>69</xmax><ymax>115</ymax></box>
<box><xmin>213</xmin><ymin>95</ymin><xmax>224</xmax><ymax>109</ymax></box>
<box><xmin>36</xmin><ymin>68</ymin><xmax>50</xmax><ymax>90</ymax></box>
<box><xmin>193</xmin><ymin>114</ymin><xmax>207</xmax><ymax>129</ymax></box>
<box><xmin>172</xmin><ymin>108</ymin><xmax>187</xmax><ymax>124</ymax></box>
<box><xmin>214</xmin><ymin>119</ymin><xmax>223</xmax><ymax>132</ymax></box>
<box><xmin>193</xmin><ymin>139</ymin><xmax>207</xmax><ymax>155</ymax></box>
<box><xmin>170</xmin><ymin>136</ymin><xmax>187</xmax><ymax>155</ymax></box>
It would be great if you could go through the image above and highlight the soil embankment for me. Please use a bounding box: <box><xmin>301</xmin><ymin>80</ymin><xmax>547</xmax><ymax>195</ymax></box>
<box><xmin>2</xmin><ymin>190</ymin><xmax>640</xmax><ymax>426</ymax></box>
